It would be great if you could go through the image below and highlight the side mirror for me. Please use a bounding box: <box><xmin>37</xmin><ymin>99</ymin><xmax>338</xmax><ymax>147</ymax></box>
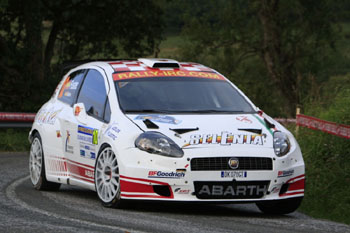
<box><xmin>73</xmin><ymin>103</ymin><xmax>87</xmax><ymax>124</ymax></box>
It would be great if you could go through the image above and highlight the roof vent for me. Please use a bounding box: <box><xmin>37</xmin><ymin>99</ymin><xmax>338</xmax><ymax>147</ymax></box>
<box><xmin>138</xmin><ymin>58</ymin><xmax>180</xmax><ymax>68</ymax></box>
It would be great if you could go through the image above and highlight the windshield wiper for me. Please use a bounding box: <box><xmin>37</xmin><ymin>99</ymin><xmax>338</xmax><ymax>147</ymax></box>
<box><xmin>124</xmin><ymin>109</ymin><xmax>176</xmax><ymax>114</ymax></box>
<box><xmin>188</xmin><ymin>110</ymin><xmax>245</xmax><ymax>113</ymax></box>
<box><xmin>124</xmin><ymin>109</ymin><xmax>247</xmax><ymax>114</ymax></box>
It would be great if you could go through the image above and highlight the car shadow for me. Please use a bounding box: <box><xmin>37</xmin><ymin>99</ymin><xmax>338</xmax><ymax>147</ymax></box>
<box><xmin>28</xmin><ymin>182</ymin><xmax>297</xmax><ymax>220</ymax></box>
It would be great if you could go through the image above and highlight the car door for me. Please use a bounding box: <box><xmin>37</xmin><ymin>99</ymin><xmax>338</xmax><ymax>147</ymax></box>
<box><xmin>52</xmin><ymin>69</ymin><xmax>86</xmax><ymax>181</ymax></box>
<box><xmin>63</xmin><ymin>67</ymin><xmax>111</xmax><ymax>186</ymax></box>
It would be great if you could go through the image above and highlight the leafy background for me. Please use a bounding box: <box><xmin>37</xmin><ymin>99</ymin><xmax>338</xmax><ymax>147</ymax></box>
<box><xmin>0</xmin><ymin>0</ymin><xmax>349</xmax><ymax>225</ymax></box>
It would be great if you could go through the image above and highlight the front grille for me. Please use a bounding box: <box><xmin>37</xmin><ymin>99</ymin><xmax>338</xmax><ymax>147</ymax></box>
<box><xmin>191</xmin><ymin>157</ymin><xmax>273</xmax><ymax>171</ymax></box>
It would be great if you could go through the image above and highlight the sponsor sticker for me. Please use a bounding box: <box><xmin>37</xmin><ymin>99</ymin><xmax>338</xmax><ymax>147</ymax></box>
<box><xmin>270</xmin><ymin>186</ymin><xmax>280</xmax><ymax>194</ymax></box>
<box><xmin>183</xmin><ymin>131</ymin><xmax>266</xmax><ymax>147</ymax></box>
<box><xmin>236</xmin><ymin>116</ymin><xmax>253</xmax><ymax>124</ymax></box>
<box><xmin>134</xmin><ymin>115</ymin><xmax>181</xmax><ymax>125</ymax></box>
<box><xmin>277</xmin><ymin>169</ymin><xmax>294</xmax><ymax>178</ymax></box>
<box><xmin>85</xmin><ymin>170</ymin><xmax>94</xmax><ymax>178</ymax></box>
<box><xmin>64</xmin><ymin>91</ymin><xmax>71</xmax><ymax>97</ymax></box>
<box><xmin>105</xmin><ymin>123</ymin><xmax>121</xmax><ymax>141</ymax></box>
<box><xmin>174</xmin><ymin>188</ymin><xmax>191</xmax><ymax>194</ymax></box>
<box><xmin>74</xmin><ymin>106</ymin><xmax>81</xmax><ymax>116</ymax></box>
<box><xmin>221</xmin><ymin>171</ymin><xmax>247</xmax><ymax>178</ymax></box>
<box><xmin>70</xmin><ymin>80</ymin><xmax>79</xmax><ymax>90</ymax></box>
<box><xmin>113</xmin><ymin>70</ymin><xmax>226</xmax><ymax>81</ymax></box>
<box><xmin>92</xmin><ymin>129</ymin><xmax>98</xmax><ymax>145</ymax></box>
<box><xmin>79</xmin><ymin>143</ymin><xmax>96</xmax><ymax>160</ymax></box>
<box><xmin>35</xmin><ymin>107</ymin><xmax>62</xmax><ymax>125</ymax></box>
<box><xmin>148</xmin><ymin>171</ymin><xmax>185</xmax><ymax>179</ymax></box>
<box><xmin>198</xmin><ymin>184</ymin><xmax>267</xmax><ymax>197</ymax></box>
<box><xmin>65</xmin><ymin>130</ymin><xmax>74</xmax><ymax>154</ymax></box>
<box><xmin>78</xmin><ymin>125</ymin><xmax>98</xmax><ymax>145</ymax></box>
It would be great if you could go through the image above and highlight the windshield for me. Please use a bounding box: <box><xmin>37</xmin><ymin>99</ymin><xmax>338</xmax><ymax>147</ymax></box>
<box><xmin>115</xmin><ymin>77</ymin><xmax>255</xmax><ymax>114</ymax></box>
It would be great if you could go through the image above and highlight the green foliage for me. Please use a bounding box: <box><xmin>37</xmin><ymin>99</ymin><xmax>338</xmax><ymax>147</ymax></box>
<box><xmin>177</xmin><ymin>0</ymin><xmax>341</xmax><ymax>116</ymax></box>
<box><xmin>297</xmin><ymin>76</ymin><xmax>350</xmax><ymax>224</ymax></box>
<box><xmin>0</xmin><ymin>0</ymin><xmax>163</xmax><ymax>112</ymax></box>
<box><xmin>0</xmin><ymin>128</ymin><xmax>30</xmax><ymax>152</ymax></box>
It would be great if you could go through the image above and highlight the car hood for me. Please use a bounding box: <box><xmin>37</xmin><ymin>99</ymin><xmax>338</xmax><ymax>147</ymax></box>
<box><xmin>127</xmin><ymin>113</ymin><xmax>276</xmax><ymax>149</ymax></box>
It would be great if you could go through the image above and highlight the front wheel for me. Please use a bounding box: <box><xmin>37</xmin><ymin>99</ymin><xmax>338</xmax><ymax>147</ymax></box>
<box><xmin>95</xmin><ymin>146</ymin><xmax>123</xmax><ymax>208</ymax></box>
<box><xmin>256</xmin><ymin>197</ymin><xmax>303</xmax><ymax>215</ymax></box>
<box><xmin>29</xmin><ymin>133</ymin><xmax>61</xmax><ymax>191</ymax></box>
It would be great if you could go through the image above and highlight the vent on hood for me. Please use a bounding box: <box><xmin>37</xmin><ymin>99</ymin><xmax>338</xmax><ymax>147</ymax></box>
<box><xmin>138</xmin><ymin>58</ymin><xmax>180</xmax><ymax>68</ymax></box>
<box><xmin>238</xmin><ymin>128</ymin><xmax>262</xmax><ymax>135</ymax></box>
<box><xmin>170</xmin><ymin>127</ymin><xmax>199</xmax><ymax>134</ymax></box>
<box><xmin>143</xmin><ymin>119</ymin><xmax>159</xmax><ymax>129</ymax></box>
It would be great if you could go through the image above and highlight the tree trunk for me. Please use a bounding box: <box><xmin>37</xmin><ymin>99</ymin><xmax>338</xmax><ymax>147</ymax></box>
<box><xmin>23</xmin><ymin>0</ymin><xmax>44</xmax><ymax>81</ymax></box>
<box><xmin>44</xmin><ymin>20</ymin><xmax>60</xmax><ymax>76</ymax></box>
<box><xmin>257</xmin><ymin>0</ymin><xmax>299</xmax><ymax>116</ymax></box>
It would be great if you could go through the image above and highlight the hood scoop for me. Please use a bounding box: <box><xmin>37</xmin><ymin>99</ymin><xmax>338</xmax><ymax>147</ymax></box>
<box><xmin>238</xmin><ymin>128</ymin><xmax>262</xmax><ymax>135</ymax></box>
<box><xmin>170</xmin><ymin>127</ymin><xmax>199</xmax><ymax>134</ymax></box>
<box><xmin>143</xmin><ymin>119</ymin><xmax>159</xmax><ymax>129</ymax></box>
<box><xmin>264</xmin><ymin>118</ymin><xmax>275</xmax><ymax>129</ymax></box>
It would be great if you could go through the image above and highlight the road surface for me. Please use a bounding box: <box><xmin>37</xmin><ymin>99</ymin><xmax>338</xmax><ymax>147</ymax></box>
<box><xmin>0</xmin><ymin>152</ymin><xmax>349</xmax><ymax>232</ymax></box>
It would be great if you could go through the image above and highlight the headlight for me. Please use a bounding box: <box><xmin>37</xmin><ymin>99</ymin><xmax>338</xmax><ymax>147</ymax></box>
<box><xmin>273</xmin><ymin>131</ymin><xmax>291</xmax><ymax>157</ymax></box>
<box><xmin>135</xmin><ymin>131</ymin><xmax>184</xmax><ymax>158</ymax></box>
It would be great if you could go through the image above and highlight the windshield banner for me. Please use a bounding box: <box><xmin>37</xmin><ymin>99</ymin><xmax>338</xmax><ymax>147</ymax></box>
<box><xmin>113</xmin><ymin>70</ymin><xmax>226</xmax><ymax>81</ymax></box>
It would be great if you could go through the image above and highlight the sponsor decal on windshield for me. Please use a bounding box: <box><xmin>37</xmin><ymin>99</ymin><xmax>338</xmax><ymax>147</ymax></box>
<box><xmin>134</xmin><ymin>115</ymin><xmax>181</xmax><ymax>125</ymax></box>
<box><xmin>183</xmin><ymin>132</ymin><xmax>266</xmax><ymax>147</ymax></box>
<box><xmin>113</xmin><ymin>70</ymin><xmax>226</xmax><ymax>81</ymax></box>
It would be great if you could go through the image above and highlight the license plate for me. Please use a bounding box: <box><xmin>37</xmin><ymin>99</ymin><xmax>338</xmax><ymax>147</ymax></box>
<box><xmin>194</xmin><ymin>181</ymin><xmax>270</xmax><ymax>199</ymax></box>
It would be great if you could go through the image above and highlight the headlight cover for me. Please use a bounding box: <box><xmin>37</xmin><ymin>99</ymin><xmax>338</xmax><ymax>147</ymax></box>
<box><xmin>273</xmin><ymin>131</ymin><xmax>291</xmax><ymax>157</ymax></box>
<box><xmin>135</xmin><ymin>131</ymin><xmax>184</xmax><ymax>158</ymax></box>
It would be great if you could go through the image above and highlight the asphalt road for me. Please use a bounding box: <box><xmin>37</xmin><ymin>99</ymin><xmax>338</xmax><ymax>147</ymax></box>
<box><xmin>1</xmin><ymin>152</ymin><xmax>349</xmax><ymax>233</ymax></box>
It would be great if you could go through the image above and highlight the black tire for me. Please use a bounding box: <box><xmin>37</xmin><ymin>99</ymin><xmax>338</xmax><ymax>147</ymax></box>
<box><xmin>29</xmin><ymin>132</ymin><xmax>61</xmax><ymax>191</ymax></box>
<box><xmin>256</xmin><ymin>197</ymin><xmax>303</xmax><ymax>215</ymax></box>
<box><xmin>95</xmin><ymin>146</ymin><xmax>123</xmax><ymax>208</ymax></box>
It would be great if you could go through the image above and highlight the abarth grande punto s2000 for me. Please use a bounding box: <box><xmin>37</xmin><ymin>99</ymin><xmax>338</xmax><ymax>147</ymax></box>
<box><xmin>29</xmin><ymin>58</ymin><xmax>305</xmax><ymax>214</ymax></box>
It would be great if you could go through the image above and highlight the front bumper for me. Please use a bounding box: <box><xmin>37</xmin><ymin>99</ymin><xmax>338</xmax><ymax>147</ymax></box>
<box><xmin>118</xmin><ymin>146</ymin><xmax>305</xmax><ymax>202</ymax></box>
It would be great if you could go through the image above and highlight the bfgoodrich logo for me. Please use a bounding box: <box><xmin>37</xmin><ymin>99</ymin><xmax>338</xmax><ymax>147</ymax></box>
<box><xmin>148</xmin><ymin>171</ymin><xmax>185</xmax><ymax>179</ymax></box>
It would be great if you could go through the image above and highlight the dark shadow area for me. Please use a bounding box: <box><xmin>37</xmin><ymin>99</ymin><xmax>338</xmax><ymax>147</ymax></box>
<box><xmin>20</xmin><ymin>180</ymin><xmax>295</xmax><ymax>220</ymax></box>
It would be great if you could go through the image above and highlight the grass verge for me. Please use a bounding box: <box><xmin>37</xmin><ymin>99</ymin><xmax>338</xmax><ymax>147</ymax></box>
<box><xmin>0</xmin><ymin>128</ymin><xmax>30</xmax><ymax>152</ymax></box>
<box><xmin>297</xmin><ymin>128</ymin><xmax>350</xmax><ymax>225</ymax></box>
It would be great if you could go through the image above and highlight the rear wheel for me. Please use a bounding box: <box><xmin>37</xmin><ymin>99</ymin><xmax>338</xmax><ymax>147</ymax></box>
<box><xmin>29</xmin><ymin>133</ymin><xmax>61</xmax><ymax>191</ymax></box>
<box><xmin>256</xmin><ymin>197</ymin><xmax>303</xmax><ymax>215</ymax></box>
<box><xmin>95</xmin><ymin>146</ymin><xmax>122</xmax><ymax>208</ymax></box>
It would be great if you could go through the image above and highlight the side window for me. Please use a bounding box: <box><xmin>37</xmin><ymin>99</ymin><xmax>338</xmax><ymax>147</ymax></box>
<box><xmin>76</xmin><ymin>69</ymin><xmax>107</xmax><ymax>120</ymax></box>
<box><xmin>58</xmin><ymin>70</ymin><xmax>85</xmax><ymax>105</ymax></box>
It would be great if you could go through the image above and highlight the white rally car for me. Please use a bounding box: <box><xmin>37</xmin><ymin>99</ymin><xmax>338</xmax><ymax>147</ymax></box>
<box><xmin>29</xmin><ymin>58</ymin><xmax>305</xmax><ymax>214</ymax></box>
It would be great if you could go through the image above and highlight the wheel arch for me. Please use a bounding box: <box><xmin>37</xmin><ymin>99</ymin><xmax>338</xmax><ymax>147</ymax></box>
<box><xmin>29</xmin><ymin>129</ymin><xmax>40</xmax><ymax>143</ymax></box>
<box><xmin>97</xmin><ymin>142</ymin><xmax>113</xmax><ymax>158</ymax></box>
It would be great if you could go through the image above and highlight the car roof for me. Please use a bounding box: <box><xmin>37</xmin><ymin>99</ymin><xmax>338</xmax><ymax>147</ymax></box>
<box><xmin>66</xmin><ymin>58</ymin><xmax>217</xmax><ymax>73</ymax></box>
<box><xmin>108</xmin><ymin>58</ymin><xmax>215</xmax><ymax>73</ymax></box>
<box><xmin>65</xmin><ymin>58</ymin><xmax>227</xmax><ymax>81</ymax></box>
